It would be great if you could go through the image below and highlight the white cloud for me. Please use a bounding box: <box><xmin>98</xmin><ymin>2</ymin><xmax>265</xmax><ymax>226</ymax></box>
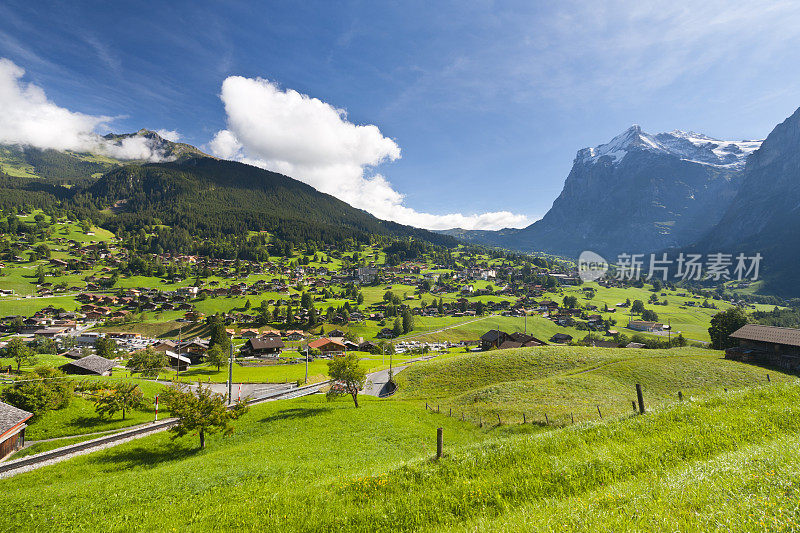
<box><xmin>209</xmin><ymin>75</ymin><xmax>530</xmax><ymax>230</ymax></box>
<box><xmin>0</xmin><ymin>57</ymin><xmax>172</xmax><ymax>161</ymax></box>
<box><xmin>155</xmin><ymin>129</ymin><xmax>182</xmax><ymax>142</ymax></box>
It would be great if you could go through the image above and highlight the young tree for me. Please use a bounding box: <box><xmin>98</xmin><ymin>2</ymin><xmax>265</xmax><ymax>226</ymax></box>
<box><xmin>94</xmin><ymin>337</ymin><xmax>118</xmax><ymax>358</ymax></box>
<box><xmin>401</xmin><ymin>308</ymin><xmax>414</xmax><ymax>334</ymax></box>
<box><xmin>205</xmin><ymin>344</ymin><xmax>227</xmax><ymax>371</ymax></box>
<box><xmin>5</xmin><ymin>337</ymin><xmax>35</xmax><ymax>372</ymax></box>
<box><xmin>630</xmin><ymin>299</ymin><xmax>645</xmax><ymax>314</ymax></box>
<box><xmin>161</xmin><ymin>382</ymin><xmax>248</xmax><ymax>448</ymax></box>
<box><xmin>93</xmin><ymin>382</ymin><xmax>145</xmax><ymax>420</ymax></box>
<box><xmin>641</xmin><ymin>309</ymin><xmax>659</xmax><ymax>322</ymax></box>
<box><xmin>392</xmin><ymin>317</ymin><xmax>403</xmax><ymax>337</ymax></box>
<box><xmin>126</xmin><ymin>347</ymin><xmax>169</xmax><ymax>378</ymax></box>
<box><xmin>708</xmin><ymin>307</ymin><xmax>747</xmax><ymax>350</ymax></box>
<box><xmin>326</xmin><ymin>352</ymin><xmax>366</xmax><ymax>408</ymax></box>
<box><xmin>208</xmin><ymin>314</ymin><xmax>231</xmax><ymax>350</ymax></box>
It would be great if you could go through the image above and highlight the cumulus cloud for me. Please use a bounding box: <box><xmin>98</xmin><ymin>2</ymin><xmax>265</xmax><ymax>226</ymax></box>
<box><xmin>209</xmin><ymin>76</ymin><xmax>530</xmax><ymax>230</ymax></box>
<box><xmin>155</xmin><ymin>129</ymin><xmax>181</xmax><ymax>142</ymax></box>
<box><xmin>0</xmin><ymin>57</ymin><xmax>171</xmax><ymax>161</ymax></box>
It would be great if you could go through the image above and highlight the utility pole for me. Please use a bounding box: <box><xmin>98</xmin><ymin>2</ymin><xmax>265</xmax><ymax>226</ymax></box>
<box><xmin>389</xmin><ymin>345</ymin><xmax>393</xmax><ymax>382</ymax></box>
<box><xmin>176</xmin><ymin>324</ymin><xmax>182</xmax><ymax>378</ymax></box>
<box><xmin>305</xmin><ymin>344</ymin><xmax>309</xmax><ymax>384</ymax></box>
<box><xmin>668</xmin><ymin>318</ymin><xmax>671</xmax><ymax>346</ymax></box>
<box><xmin>227</xmin><ymin>343</ymin><xmax>233</xmax><ymax>405</ymax></box>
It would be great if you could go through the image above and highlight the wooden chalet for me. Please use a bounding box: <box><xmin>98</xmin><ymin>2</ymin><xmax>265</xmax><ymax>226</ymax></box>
<box><xmin>241</xmin><ymin>336</ymin><xmax>285</xmax><ymax>357</ymax></box>
<box><xmin>60</xmin><ymin>355</ymin><xmax>116</xmax><ymax>376</ymax></box>
<box><xmin>727</xmin><ymin>324</ymin><xmax>800</xmax><ymax>370</ymax></box>
<box><xmin>307</xmin><ymin>337</ymin><xmax>346</xmax><ymax>354</ymax></box>
<box><xmin>0</xmin><ymin>401</ymin><xmax>33</xmax><ymax>460</ymax></box>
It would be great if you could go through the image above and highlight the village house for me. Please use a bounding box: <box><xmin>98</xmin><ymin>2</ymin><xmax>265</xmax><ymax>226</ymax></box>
<box><xmin>480</xmin><ymin>329</ymin><xmax>509</xmax><ymax>350</ymax></box>
<box><xmin>241</xmin><ymin>336</ymin><xmax>285</xmax><ymax>357</ymax></box>
<box><xmin>627</xmin><ymin>320</ymin><xmax>664</xmax><ymax>332</ymax></box>
<box><xmin>726</xmin><ymin>324</ymin><xmax>800</xmax><ymax>370</ymax></box>
<box><xmin>165</xmin><ymin>351</ymin><xmax>192</xmax><ymax>372</ymax></box>
<box><xmin>0</xmin><ymin>401</ymin><xmax>33</xmax><ymax>460</ymax></box>
<box><xmin>307</xmin><ymin>337</ymin><xmax>346</xmax><ymax>354</ymax></box>
<box><xmin>60</xmin><ymin>355</ymin><xmax>116</xmax><ymax>376</ymax></box>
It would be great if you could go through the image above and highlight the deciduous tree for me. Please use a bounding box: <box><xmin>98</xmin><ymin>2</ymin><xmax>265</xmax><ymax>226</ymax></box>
<box><xmin>93</xmin><ymin>382</ymin><xmax>145</xmax><ymax>420</ymax></box>
<box><xmin>709</xmin><ymin>307</ymin><xmax>747</xmax><ymax>350</ymax></box>
<box><xmin>5</xmin><ymin>337</ymin><xmax>35</xmax><ymax>373</ymax></box>
<box><xmin>326</xmin><ymin>352</ymin><xmax>366</xmax><ymax>408</ymax></box>
<box><xmin>126</xmin><ymin>347</ymin><xmax>168</xmax><ymax>378</ymax></box>
<box><xmin>162</xmin><ymin>382</ymin><xmax>248</xmax><ymax>448</ymax></box>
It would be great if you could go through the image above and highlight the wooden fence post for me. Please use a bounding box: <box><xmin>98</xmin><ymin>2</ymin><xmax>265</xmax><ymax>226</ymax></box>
<box><xmin>544</xmin><ymin>413</ymin><xmax>549</xmax><ymax>425</ymax></box>
<box><xmin>597</xmin><ymin>405</ymin><xmax>602</xmax><ymax>418</ymax></box>
<box><xmin>636</xmin><ymin>383</ymin><xmax>645</xmax><ymax>414</ymax></box>
<box><xmin>523</xmin><ymin>412</ymin><xmax>526</xmax><ymax>424</ymax></box>
<box><xmin>571</xmin><ymin>413</ymin><xmax>574</xmax><ymax>424</ymax></box>
<box><xmin>425</xmin><ymin>403</ymin><xmax>428</xmax><ymax>410</ymax></box>
<box><xmin>449</xmin><ymin>408</ymin><xmax>452</xmax><ymax>417</ymax></box>
<box><xmin>678</xmin><ymin>390</ymin><xmax>683</xmax><ymax>402</ymax></box>
<box><xmin>479</xmin><ymin>415</ymin><xmax>482</xmax><ymax>427</ymax></box>
<box><xmin>437</xmin><ymin>404</ymin><xmax>440</xmax><ymax>413</ymax></box>
<box><xmin>767</xmin><ymin>374</ymin><xmax>771</xmax><ymax>382</ymax></box>
<box><xmin>436</xmin><ymin>427</ymin><xmax>443</xmax><ymax>459</ymax></box>
<box><xmin>496</xmin><ymin>413</ymin><xmax>502</xmax><ymax>425</ymax></box>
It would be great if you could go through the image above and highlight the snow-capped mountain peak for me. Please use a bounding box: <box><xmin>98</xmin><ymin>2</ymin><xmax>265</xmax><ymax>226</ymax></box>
<box><xmin>580</xmin><ymin>125</ymin><xmax>762</xmax><ymax>168</ymax></box>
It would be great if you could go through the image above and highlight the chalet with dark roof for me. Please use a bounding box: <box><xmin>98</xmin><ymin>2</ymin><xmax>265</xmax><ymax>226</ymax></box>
<box><xmin>726</xmin><ymin>324</ymin><xmax>800</xmax><ymax>370</ymax></box>
<box><xmin>60</xmin><ymin>354</ymin><xmax>116</xmax><ymax>376</ymax></box>
<box><xmin>0</xmin><ymin>400</ymin><xmax>33</xmax><ymax>460</ymax></box>
<box><xmin>241</xmin><ymin>336</ymin><xmax>285</xmax><ymax>357</ymax></box>
<box><xmin>480</xmin><ymin>329</ymin><xmax>509</xmax><ymax>350</ymax></box>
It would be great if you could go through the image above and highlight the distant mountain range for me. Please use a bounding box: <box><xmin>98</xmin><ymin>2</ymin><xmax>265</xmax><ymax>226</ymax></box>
<box><xmin>686</xmin><ymin>106</ymin><xmax>800</xmax><ymax>296</ymax></box>
<box><xmin>442</xmin><ymin>126</ymin><xmax>763</xmax><ymax>259</ymax></box>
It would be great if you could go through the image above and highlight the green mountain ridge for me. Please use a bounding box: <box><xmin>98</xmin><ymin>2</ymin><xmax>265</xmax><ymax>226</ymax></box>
<box><xmin>0</xmin><ymin>132</ymin><xmax>455</xmax><ymax>250</ymax></box>
<box><xmin>88</xmin><ymin>157</ymin><xmax>456</xmax><ymax>247</ymax></box>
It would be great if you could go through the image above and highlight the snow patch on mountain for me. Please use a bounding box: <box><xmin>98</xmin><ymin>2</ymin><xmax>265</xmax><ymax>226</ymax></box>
<box><xmin>580</xmin><ymin>125</ymin><xmax>761</xmax><ymax>169</ymax></box>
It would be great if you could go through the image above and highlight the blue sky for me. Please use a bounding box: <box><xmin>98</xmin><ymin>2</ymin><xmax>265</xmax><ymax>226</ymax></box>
<box><xmin>1</xmin><ymin>1</ymin><xmax>800</xmax><ymax>229</ymax></box>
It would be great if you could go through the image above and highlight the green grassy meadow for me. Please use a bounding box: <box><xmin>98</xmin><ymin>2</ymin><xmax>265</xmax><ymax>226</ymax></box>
<box><xmin>2</xmin><ymin>372</ymin><xmax>799</xmax><ymax>531</ymax></box>
<box><xmin>395</xmin><ymin>345</ymin><xmax>789</xmax><ymax>424</ymax></box>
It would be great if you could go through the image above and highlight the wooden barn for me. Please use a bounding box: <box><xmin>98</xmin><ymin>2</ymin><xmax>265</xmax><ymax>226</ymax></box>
<box><xmin>726</xmin><ymin>324</ymin><xmax>800</xmax><ymax>370</ymax></box>
<box><xmin>60</xmin><ymin>354</ymin><xmax>116</xmax><ymax>376</ymax></box>
<box><xmin>0</xmin><ymin>400</ymin><xmax>33</xmax><ymax>460</ymax></box>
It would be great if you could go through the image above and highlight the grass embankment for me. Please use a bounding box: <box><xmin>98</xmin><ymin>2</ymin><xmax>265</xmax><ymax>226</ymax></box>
<box><xmin>2</xmin><ymin>381</ymin><xmax>800</xmax><ymax>530</ymax></box>
<box><xmin>395</xmin><ymin>346</ymin><xmax>793</xmax><ymax>424</ymax></box>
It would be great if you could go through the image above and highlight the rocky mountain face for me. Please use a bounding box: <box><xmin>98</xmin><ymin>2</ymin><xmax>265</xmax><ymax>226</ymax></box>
<box><xmin>688</xmin><ymin>106</ymin><xmax>800</xmax><ymax>295</ymax></box>
<box><xmin>447</xmin><ymin>126</ymin><xmax>761</xmax><ymax>259</ymax></box>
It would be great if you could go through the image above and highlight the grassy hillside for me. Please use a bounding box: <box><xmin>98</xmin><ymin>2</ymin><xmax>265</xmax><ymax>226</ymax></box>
<box><xmin>395</xmin><ymin>346</ymin><xmax>791</xmax><ymax>423</ymax></box>
<box><xmin>2</xmin><ymin>379</ymin><xmax>799</xmax><ymax>531</ymax></box>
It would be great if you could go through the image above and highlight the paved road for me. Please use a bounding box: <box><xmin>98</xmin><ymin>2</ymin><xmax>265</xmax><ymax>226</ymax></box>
<box><xmin>159</xmin><ymin>380</ymin><xmax>295</xmax><ymax>400</ymax></box>
<box><xmin>362</xmin><ymin>366</ymin><xmax>408</xmax><ymax>397</ymax></box>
